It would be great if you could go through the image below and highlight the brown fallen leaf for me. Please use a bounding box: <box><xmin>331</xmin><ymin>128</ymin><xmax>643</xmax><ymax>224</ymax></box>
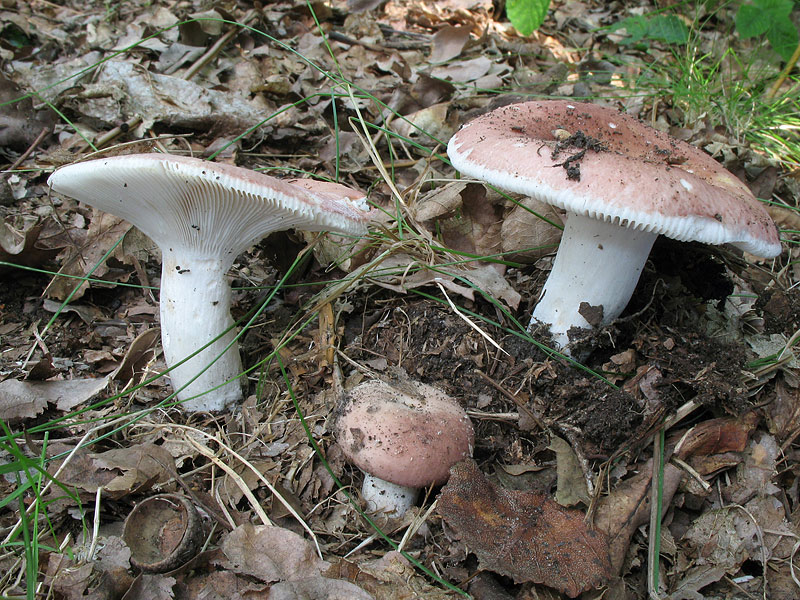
<box><xmin>43</xmin><ymin>549</ymin><xmax>132</xmax><ymax>600</ymax></box>
<box><xmin>326</xmin><ymin>551</ymin><xmax>454</xmax><ymax>599</ymax></box>
<box><xmin>593</xmin><ymin>460</ymin><xmax>683</xmax><ymax>574</ymax></box>
<box><xmin>369</xmin><ymin>253</ymin><xmax>521</xmax><ymax>309</ymax></box>
<box><xmin>430</xmin><ymin>25</ymin><xmax>471</xmax><ymax>63</ymax></box>
<box><xmin>219</xmin><ymin>524</ymin><xmax>327</xmax><ymax>583</ymax></box>
<box><xmin>266</xmin><ymin>578</ymin><xmax>375</xmax><ymax>600</ymax></box>
<box><xmin>437</xmin><ymin>460</ymin><xmax>612</xmax><ymax>597</ymax></box>
<box><xmin>89</xmin><ymin>443</ymin><xmax>174</xmax><ymax>497</ymax></box>
<box><xmin>549</xmin><ymin>434</ymin><xmax>590</xmax><ymax>507</ymax></box>
<box><xmin>45</xmin><ymin>211</ymin><xmax>132</xmax><ymax>301</ymax></box>
<box><xmin>0</xmin><ymin>221</ymin><xmax>60</xmax><ymax>274</ymax></box>
<box><xmin>0</xmin><ymin>377</ymin><xmax>110</xmax><ymax>423</ymax></box>
<box><xmin>500</xmin><ymin>197</ymin><xmax>563</xmax><ymax>262</ymax></box>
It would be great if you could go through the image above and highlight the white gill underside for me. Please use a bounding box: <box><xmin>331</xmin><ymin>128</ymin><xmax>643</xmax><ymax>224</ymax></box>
<box><xmin>530</xmin><ymin>212</ymin><xmax>658</xmax><ymax>351</ymax></box>
<box><xmin>159</xmin><ymin>249</ymin><xmax>244</xmax><ymax>411</ymax></box>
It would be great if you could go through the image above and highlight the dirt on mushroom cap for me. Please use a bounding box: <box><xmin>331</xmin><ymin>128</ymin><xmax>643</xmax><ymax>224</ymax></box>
<box><xmin>448</xmin><ymin>100</ymin><xmax>781</xmax><ymax>257</ymax></box>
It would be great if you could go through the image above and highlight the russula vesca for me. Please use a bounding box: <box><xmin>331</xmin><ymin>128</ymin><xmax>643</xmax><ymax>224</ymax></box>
<box><xmin>48</xmin><ymin>154</ymin><xmax>370</xmax><ymax>411</ymax></box>
<box><xmin>335</xmin><ymin>378</ymin><xmax>474</xmax><ymax>517</ymax></box>
<box><xmin>447</xmin><ymin>100</ymin><xmax>781</xmax><ymax>351</ymax></box>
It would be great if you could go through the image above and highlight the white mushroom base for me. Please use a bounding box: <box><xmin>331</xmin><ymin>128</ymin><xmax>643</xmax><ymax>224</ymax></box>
<box><xmin>159</xmin><ymin>250</ymin><xmax>244</xmax><ymax>412</ymax></box>
<box><xmin>529</xmin><ymin>211</ymin><xmax>658</xmax><ymax>351</ymax></box>
<box><xmin>361</xmin><ymin>473</ymin><xmax>419</xmax><ymax>518</ymax></box>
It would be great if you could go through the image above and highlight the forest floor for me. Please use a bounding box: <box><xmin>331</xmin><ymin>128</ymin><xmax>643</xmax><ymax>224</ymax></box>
<box><xmin>1</xmin><ymin>1</ymin><xmax>799</xmax><ymax>599</ymax></box>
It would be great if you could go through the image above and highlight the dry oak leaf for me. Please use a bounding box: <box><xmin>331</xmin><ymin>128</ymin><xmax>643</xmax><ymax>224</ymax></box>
<box><xmin>438</xmin><ymin>460</ymin><xmax>612</xmax><ymax>597</ymax></box>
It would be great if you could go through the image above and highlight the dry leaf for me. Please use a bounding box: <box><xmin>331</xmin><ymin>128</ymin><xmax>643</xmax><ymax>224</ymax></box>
<box><xmin>220</xmin><ymin>524</ymin><xmax>326</xmax><ymax>583</ymax></box>
<box><xmin>500</xmin><ymin>197</ymin><xmax>563</xmax><ymax>262</ymax></box>
<box><xmin>549</xmin><ymin>434</ymin><xmax>590</xmax><ymax>506</ymax></box>
<box><xmin>430</xmin><ymin>25</ymin><xmax>471</xmax><ymax>63</ymax></box>
<box><xmin>267</xmin><ymin>578</ymin><xmax>375</xmax><ymax>600</ymax></box>
<box><xmin>122</xmin><ymin>573</ymin><xmax>176</xmax><ymax>600</ymax></box>
<box><xmin>0</xmin><ymin>221</ymin><xmax>60</xmax><ymax>273</ymax></box>
<box><xmin>438</xmin><ymin>460</ymin><xmax>612</xmax><ymax>597</ymax></box>
<box><xmin>45</xmin><ymin>212</ymin><xmax>132</xmax><ymax>301</ymax></box>
<box><xmin>431</xmin><ymin>56</ymin><xmax>492</xmax><ymax>82</ymax></box>
<box><xmin>0</xmin><ymin>377</ymin><xmax>110</xmax><ymax>422</ymax></box>
<box><xmin>368</xmin><ymin>254</ymin><xmax>521</xmax><ymax>309</ymax></box>
<box><xmin>594</xmin><ymin>460</ymin><xmax>683</xmax><ymax>574</ymax></box>
<box><xmin>89</xmin><ymin>443</ymin><xmax>174</xmax><ymax>496</ymax></box>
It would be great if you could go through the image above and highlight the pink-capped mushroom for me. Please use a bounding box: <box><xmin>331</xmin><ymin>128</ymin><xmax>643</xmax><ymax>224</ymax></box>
<box><xmin>447</xmin><ymin>100</ymin><xmax>781</xmax><ymax>352</ymax></box>
<box><xmin>335</xmin><ymin>378</ymin><xmax>474</xmax><ymax>517</ymax></box>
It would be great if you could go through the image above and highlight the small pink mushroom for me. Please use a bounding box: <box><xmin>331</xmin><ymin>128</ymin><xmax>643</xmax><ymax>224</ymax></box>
<box><xmin>335</xmin><ymin>378</ymin><xmax>474</xmax><ymax>517</ymax></box>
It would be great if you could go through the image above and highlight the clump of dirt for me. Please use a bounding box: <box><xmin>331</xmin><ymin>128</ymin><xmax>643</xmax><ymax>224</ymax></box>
<box><xmin>550</xmin><ymin>130</ymin><xmax>608</xmax><ymax>181</ymax></box>
<box><xmin>757</xmin><ymin>286</ymin><xmax>800</xmax><ymax>336</ymax></box>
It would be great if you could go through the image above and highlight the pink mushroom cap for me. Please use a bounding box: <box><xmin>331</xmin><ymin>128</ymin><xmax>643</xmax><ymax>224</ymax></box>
<box><xmin>336</xmin><ymin>379</ymin><xmax>474</xmax><ymax>489</ymax></box>
<box><xmin>447</xmin><ymin>100</ymin><xmax>781</xmax><ymax>257</ymax></box>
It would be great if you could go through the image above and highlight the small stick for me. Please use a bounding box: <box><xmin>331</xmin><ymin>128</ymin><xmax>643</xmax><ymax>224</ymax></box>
<box><xmin>767</xmin><ymin>39</ymin><xmax>800</xmax><ymax>99</ymax></box>
<box><xmin>6</xmin><ymin>126</ymin><xmax>50</xmax><ymax>173</ymax></box>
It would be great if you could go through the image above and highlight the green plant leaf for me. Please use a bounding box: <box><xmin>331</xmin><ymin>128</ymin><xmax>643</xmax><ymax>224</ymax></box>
<box><xmin>506</xmin><ymin>0</ymin><xmax>551</xmax><ymax>36</ymax></box>
<box><xmin>736</xmin><ymin>5</ymin><xmax>774</xmax><ymax>38</ymax></box>
<box><xmin>611</xmin><ymin>16</ymin><xmax>649</xmax><ymax>45</ymax></box>
<box><xmin>611</xmin><ymin>14</ymin><xmax>688</xmax><ymax>46</ymax></box>
<box><xmin>752</xmin><ymin>0</ymin><xmax>794</xmax><ymax>17</ymax></box>
<box><xmin>767</xmin><ymin>17</ymin><xmax>800</xmax><ymax>61</ymax></box>
<box><xmin>646</xmin><ymin>15</ymin><xmax>690</xmax><ymax>44</ymax></box>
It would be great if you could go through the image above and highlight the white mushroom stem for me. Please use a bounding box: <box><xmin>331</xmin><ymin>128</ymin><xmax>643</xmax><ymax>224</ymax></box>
<box><xmin>361</xmin><ymin>473</ymin><xmax>419</xmax><ymax>518</ymax></box>
<box><xmin>529</xmin><ymin>211</ymin><xmax>658</xmax><ymax>350</ymax></box>
<box><xmin>159</xmin><ymin>249</ymin><xmax>243</xmax><ymax>412</ymax></box>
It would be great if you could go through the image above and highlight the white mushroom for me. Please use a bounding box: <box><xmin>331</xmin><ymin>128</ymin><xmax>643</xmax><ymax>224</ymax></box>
<box><xmin>48</xmin><ymin>154</ymin><xmax>370</xmax><ymax>411</ymax></box>
<box><xmin>447</xmin><ymin>101</ymin><xmax>781</xmax><ymax>352</ymax></box>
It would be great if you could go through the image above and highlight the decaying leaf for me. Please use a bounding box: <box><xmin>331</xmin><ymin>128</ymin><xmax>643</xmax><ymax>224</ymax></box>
<box><xmin>593</xmin><ymin>460</ymin><xmax>682</xmax><ymax>574</ymax></box>
<box><xmin>326</xmin><ymin>551</ymin><xmax>453</xmax><ymax>599</ymax></box>
<box><xmin>369</xmin><ymin>254</ymin><xmax>521</xmax><ymax>309</ymax></box>
<box><xmin>413</xmin><ymin>182</ymin><xmax>506</xmax><ymax>264</ymax></box>
<box><xmin>122</xmin><ymin>573</ymin><xmax>176</xmax><ymax>600</ymax></box>
<box><xmin>0</xmin><ymin>376</ymin><xmax>110</xmax><ymax>422</ymax></box>
<box><xmin>43</xmin><ymin>551</ymin><xmax>133</xmax><ymax>600</ymax></box>
<box><xmin>45</xmin><ymin>211</ymin><xmax>132</xmax><ymax>301</ymax></box>
<box><xmin>501</xmin><ymin>197</ymin><xmax>564</xmax><ymax>262</ymax></box>
<box><xmin>88</xmin><ymin>443</ymin><xmax>174</xmax><ymax>496</ymax></box>
<box><xmin>266</xmin><ymin>578</ymin><xmax>375</xmax><ymax>600</ymax></box>
<box><xmin>0</xmin><ymin>221</ymin><xmax>61</xmax><ymax>273</ymax></box>
<box><xmin>438</xmin><ymin>460</ymin><xmax>612</xmax><ymax>597</ymax></box>
<box><xmin>549</xmin><ymin>434</ymin><xmax>590</xmax><ymax>507</ymax></box>
<box><xmin>220</xmin><ymin>524</ymin><xmax>327</xmax><ymax>583</ymax></box>
<box><xmin>430</xmin><ymin>25</ymin><xmax>471</xmax><ymax>63</ymax></box>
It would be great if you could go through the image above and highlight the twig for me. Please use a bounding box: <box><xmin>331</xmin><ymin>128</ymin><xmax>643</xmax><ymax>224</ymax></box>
<box><xmin>647</xmin><ymin>427</ymin><xmax>665</xmax><ymax>599</ymax></box>
<box><xmin>184</xmin><ymin>10</ymin><xmax>257</xmax><ymax>80</ymax></box>
<box><xmin>6</xmin><ymin>126</ymin><xmax>50</xmax><ymax>173</ymax></box>
<box><xmin>767</xmin><ymin>40</ymin><xmax>800</xmax><ymax>99</ymax></box>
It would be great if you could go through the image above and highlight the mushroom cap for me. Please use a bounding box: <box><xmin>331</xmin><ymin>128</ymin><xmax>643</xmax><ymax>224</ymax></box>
<box><xmin>287</xmin><ymin>178</ymin><xmax>368</xmax><ymax>204</ymax></box>
<box><xmin>335</xmin><ymin>379</ymin><xmax>474</xmax><ymax>488</ymax></box>
<box><xmin>47</xmin><ymin>153</ymin><xmax>370</xmax><ymax>261</ymax></box>
<box><xmin>447</xmin><ymin>101</ymin><xmax>781</xmax><ymax>258</ymax></box>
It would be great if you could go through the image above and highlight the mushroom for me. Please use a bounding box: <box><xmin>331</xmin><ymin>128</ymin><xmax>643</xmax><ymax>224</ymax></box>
<box><xmin>335</xmin><ymin>378</ymin><xmax>474</xmax><ymax>517</ymax></box>
<box><xmin>48</xmin><ymin>154</ymin><xmax>370</xmax><ymax>411</ymax></box>
<box><xmin>447</xmin><ymin>101</ymin><xmax>781</xmax><ymax>351</ymax></box>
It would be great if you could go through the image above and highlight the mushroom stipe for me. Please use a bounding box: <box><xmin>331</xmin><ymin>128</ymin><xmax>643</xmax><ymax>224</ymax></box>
<box><xmin>48</xmin><ymin>153</ymin><xmax>371</xmax><ymax>411</ymax></box>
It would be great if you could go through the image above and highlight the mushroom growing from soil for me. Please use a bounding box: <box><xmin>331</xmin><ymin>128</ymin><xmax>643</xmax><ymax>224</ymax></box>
<box><xmin>335</xmin><ymin>378</ymin><xmax>474</xmax><ymax>518</ymax></box>
<box><xmin>447</xmin><ymin>101</ymin><xmax>781</xmax><ymax>352</ymax></box>
<box><xmin>48</xmin><ymin>154</ymin><xmax>370</xmax><ymax>411</ymax></box>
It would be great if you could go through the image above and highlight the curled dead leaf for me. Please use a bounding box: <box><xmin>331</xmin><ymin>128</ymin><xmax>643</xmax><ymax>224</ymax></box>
<box><xmin>437</xmin><ymin>460</ymin><xmax>612</xmax><ymax>597</ymax></box>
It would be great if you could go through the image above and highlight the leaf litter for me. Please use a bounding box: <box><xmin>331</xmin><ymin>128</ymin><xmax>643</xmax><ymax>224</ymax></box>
<box><xmin>0</xmin><ymin>0</ymin><xmax>799</xmax><ymax>598</ymax></box>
